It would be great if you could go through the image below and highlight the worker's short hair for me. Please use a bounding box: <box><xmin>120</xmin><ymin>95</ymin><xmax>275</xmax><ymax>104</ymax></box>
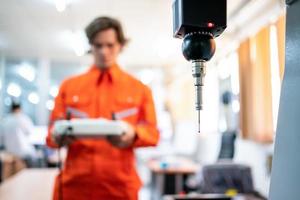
<box><xmin>85</xmin><ymin>16</ymin><xmax>128</xmax><ymax>46</ymax></box>
<box><xmin>11</xmin><ymin>101</ymin><xmax>21</xmax><ymax>112</ymax></box>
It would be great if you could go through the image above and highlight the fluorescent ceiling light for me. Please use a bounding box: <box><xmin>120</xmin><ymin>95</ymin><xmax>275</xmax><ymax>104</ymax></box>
<box><xmin>44</xmin><ymin>0</ymin><xmax>77</xmax><ymax>12</ymax></box>
<box><xmin>55</xmin><ymin>0</ymin><xmax>66</xmax><ymax>12</ymax></box>
<box><xmin>17</xmin><ymin>62</ymin><xmax>36</xmax><ymax>82</ymax></box>
<box><xmin>28</xmin><ymin>92</ymin><xmax>40</xmax><ymax>104</ymax></box>
<box><xmin>7</xmin><ymin>83</ymin><xmax>22</xmax><ymax>97</ymax></box>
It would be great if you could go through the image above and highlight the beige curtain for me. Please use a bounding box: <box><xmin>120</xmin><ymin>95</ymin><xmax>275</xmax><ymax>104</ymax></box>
<box><xmin>238</xmin><ymin>27</ymin><xmax>274</xmax><ymax>143</ymax></box>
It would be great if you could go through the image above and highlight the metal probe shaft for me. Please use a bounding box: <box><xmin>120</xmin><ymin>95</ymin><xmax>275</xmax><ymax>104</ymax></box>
<box><xmin>198</xmin><ymin>110</ymin><xmax>200</xmax><ymax>133</ymax></box>
<box><xmin>192</xmin><ymin>60</ymin><xmax>206</xmax><ymax>133</ymax></box>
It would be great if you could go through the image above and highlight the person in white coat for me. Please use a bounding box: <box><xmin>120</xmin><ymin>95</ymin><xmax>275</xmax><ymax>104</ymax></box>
<box><xmin>1</xmin><ymin>102</ymin><xmax>37</xmax><ymax>167</ymax></box>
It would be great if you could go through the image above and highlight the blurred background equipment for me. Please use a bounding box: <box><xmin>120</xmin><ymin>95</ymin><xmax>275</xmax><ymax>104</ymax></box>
<box><xmin>218</xmin><ymin>131</ymin><xmax>236</xmax><ymax>160</ymax></box>
<box><xmin>173</xmin><ymin>0</ymin><xmax>227</xmax><ymax>133</ymax></box>
<box><xmin>201</xmin><ymin>163</ymin><xmax>254</xmax><ymax>194</ymax></box>
<box><xmin>218</xmin><ymin>91</ymin><xmax>237</xmax><ymax>160</ymax></box>
<box><xmin>1</xmin><ymin>101</ymin><xmax>38</xmax><ymax>167</ymax></box>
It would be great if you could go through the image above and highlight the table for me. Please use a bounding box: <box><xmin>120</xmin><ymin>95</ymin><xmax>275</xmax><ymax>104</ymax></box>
<box><xmin>0</xmin><ymin>169</ymin><xmax>57</xmax><ymax>200</ymax></box>
<box><xmin>163</xmin><ymin>194</ymin><xmax>264</xmax><ymax>200</ymax></box>
<box><xmin>148</xmin><ymin>158</ymin><xmax>199</xmax><ymax>200</ymax></box>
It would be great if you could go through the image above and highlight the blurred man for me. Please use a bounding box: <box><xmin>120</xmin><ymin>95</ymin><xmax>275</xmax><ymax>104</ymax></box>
<box><xmin>47</xmin><ymin>16</ymin><xmax>159</xmax><ymax>200</ymax></box>
<box><xmin>2</xmin><ymin>102</ymin><xmax>37</xmax><ymax>167</ymax></box>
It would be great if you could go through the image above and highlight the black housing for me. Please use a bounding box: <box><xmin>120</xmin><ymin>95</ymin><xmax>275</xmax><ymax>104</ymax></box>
<box><xmin>173</xmin><ymin>0</ymin><xmax>227</xmax><ymax>39</ymax></box>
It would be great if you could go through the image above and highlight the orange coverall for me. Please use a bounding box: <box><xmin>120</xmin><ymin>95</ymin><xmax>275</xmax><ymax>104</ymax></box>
<box><xmin>46</xmin><ymin>64</ymin><xmax>159</xmax><ymax>200</ymax></box>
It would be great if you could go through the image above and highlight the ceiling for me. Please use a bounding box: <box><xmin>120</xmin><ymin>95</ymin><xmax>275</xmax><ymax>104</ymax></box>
<box><xmin>0</xmin><ymin>0</ymin><xmax>285</xmax><ymax>68</ymax></box>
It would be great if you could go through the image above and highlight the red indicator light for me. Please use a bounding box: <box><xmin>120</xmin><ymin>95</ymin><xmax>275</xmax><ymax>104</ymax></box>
<box><xmin>207</xmin><ymin>22</ymin><xmax>214</xmax><ymax>28</ymax></box>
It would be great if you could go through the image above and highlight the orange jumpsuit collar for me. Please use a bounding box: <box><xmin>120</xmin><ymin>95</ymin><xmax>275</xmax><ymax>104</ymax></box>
<box><xmin>89</xmin><ymin>63</ymin><xmax>121</xmax><ymax>84</ymax></box>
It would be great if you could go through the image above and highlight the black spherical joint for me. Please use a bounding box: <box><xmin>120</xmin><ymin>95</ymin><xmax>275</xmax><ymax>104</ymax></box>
<box><xmin>182</xmin><ymin>33</ymin><xmax>216</xmax><ymax>61</ymax></box>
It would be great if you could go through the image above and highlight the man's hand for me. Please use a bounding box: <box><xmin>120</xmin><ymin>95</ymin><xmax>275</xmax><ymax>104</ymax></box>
<box><xmin>50</xmin><ymin>126</ymin><xmax>76</xmax><ymax>147</ymax></box>
<box><xmin>107</xmin><ymin>121</ymin><xmax>136</xmax><ymax>148</ymax></box>
<box><xmin>54</xmin><ymin>135</ymin><xmax>76</xmax><ymax>147</ymax></box>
